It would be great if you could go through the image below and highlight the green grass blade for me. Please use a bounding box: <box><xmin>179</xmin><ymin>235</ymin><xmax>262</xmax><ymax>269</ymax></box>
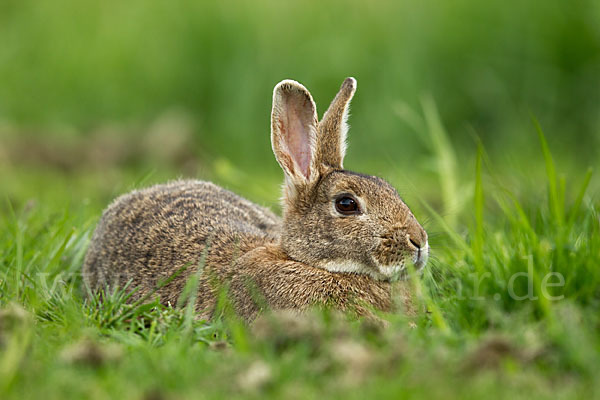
<box><xmin>567</xmin><ymin>168</ymin><xmax>593</xmax><ymax>228</ymax></box>
<box><xmin>473</xmin><ymin>141</ymin><xmax>485</xmax><ymax>272</ymax></box>
<box><xmin>419</xmin><ymin>198</ymin><xmax>472</xmax><ymax>258</ymax></box>
<box><xmin>422</xmin><ymin>95</ymin><xmax>459</xmax><ymax>228</ymax></box>
<box><xmin>532</xmin><ymin>116</ymin><xmax>564</xmax><ymax>227</ymax></box>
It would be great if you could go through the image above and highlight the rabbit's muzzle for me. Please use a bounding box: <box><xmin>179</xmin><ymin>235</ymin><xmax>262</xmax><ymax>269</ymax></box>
<box><xmin>374</xmin><ymin>226</ymin><xmax>429</xmax><ymax>278</ymax></box>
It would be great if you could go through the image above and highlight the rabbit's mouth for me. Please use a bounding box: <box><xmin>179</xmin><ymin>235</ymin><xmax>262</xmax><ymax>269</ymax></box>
<box><xmin>412</xmin><ymin>242</ymin><xmax>429</xmax><ymax>270</ymax></box>
<box><xmin>375</xmin><ymin>242</ymin><xmax>429</xmax><ymax>281</ymax></box>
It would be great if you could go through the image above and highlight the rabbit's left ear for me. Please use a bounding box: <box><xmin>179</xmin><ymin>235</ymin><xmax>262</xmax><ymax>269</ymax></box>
<box><xmin>317</xmin><ymin>77</ymin><xmax>356</xmax><ymax>169</ymax></box>
<box><xmin>271</xmin><ymin>80</ymin><xmax>319</xmax><ymax>186</ymax></box>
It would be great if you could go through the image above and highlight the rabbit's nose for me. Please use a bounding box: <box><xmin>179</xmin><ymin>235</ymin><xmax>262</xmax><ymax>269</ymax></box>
<box><xmin>409</xmin><ymin>237</ymin><xmax>422</xmax><ymax>249</ymax></box>
<box><xmin>406</xmin><ymin>221</ymin><xmax>428</xmax><ymax>250</ymax></box>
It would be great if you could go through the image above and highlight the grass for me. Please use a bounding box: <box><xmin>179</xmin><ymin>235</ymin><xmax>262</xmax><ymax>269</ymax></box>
<box><xmin>1</xmin><ymin>118</ymin><xmax>598</xmax><ymax>399</ymax></box>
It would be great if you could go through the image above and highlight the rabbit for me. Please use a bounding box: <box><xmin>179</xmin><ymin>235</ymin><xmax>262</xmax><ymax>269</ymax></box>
<box><xmin>82</xmin><ymin>77</ymin><xmax>429</xmax><ymax>322</ymax></box>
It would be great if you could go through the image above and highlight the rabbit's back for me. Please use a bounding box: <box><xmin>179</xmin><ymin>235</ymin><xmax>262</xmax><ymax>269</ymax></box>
<box><xmin>83</xmin><ymin>180</ymin><xmax>280</xmax><ymax>305</ymax></box>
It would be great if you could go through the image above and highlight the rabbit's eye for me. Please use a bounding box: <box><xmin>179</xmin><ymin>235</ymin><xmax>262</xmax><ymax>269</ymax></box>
<box><xmin>335</xmin><ymin>196</ymin><xmax>360</xmax><ymax>215</ymax></box>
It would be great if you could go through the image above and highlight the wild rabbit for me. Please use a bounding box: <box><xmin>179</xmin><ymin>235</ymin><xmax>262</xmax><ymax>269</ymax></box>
<box><xmin>83</xmin><ymin>78</ymin><xmax>429</xmax><ymax>322</ymax></box>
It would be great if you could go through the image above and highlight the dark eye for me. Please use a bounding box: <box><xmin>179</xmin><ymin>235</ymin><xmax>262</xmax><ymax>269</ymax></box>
<box><xmin>335</xmin><ymin>196</ymin><xmax>360</xmax><ymax>215</ymax></box>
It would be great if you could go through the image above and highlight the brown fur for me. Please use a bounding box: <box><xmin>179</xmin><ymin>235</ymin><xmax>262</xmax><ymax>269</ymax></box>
<box><xmin>83</xmin><ymin>78</ymin><xmax>428</xmax><ymax>322</ymax></box>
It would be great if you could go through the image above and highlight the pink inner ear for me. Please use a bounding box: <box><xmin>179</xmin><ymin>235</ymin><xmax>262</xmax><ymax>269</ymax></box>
<box><xmin>281</xmin><ymin>99</ymin><xmax>312</xmax><ymax>179</ymax></box>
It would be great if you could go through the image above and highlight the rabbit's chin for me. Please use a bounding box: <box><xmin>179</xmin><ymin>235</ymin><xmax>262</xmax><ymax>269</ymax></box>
<box><xmin>376</xmin><ymin>264</ymin><xmax>406</xmax><ymax>281</ymax></box>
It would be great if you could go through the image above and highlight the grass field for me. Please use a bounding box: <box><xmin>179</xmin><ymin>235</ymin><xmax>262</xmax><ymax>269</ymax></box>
<box><xmin>1</xmin><ymin>121</ymin><xmax>598</xmax><ymax>399</ymax></box>
<box><xmin>1</xmin><ymin>0</ymin><xmax>599</xmax><ymax>398</ymax></box>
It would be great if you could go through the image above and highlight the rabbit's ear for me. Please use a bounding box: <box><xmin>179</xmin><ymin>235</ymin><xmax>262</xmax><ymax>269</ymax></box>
<box><xmin>271</xmin><ymin>80</ymin><xmax>319</xmax><ymax>185</ymax></box>
<box><xmin>317</xmin><ymin>77</ymin><xmax>356</xmax><ymax>169</ymax></box>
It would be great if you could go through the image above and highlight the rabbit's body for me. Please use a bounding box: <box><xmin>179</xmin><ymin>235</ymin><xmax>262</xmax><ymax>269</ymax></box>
<box><xmin>83</xmin><ymin>180</ymin><xmax>401</xmax><ymax>321</ymax></box>
<box><xmin>84</xmin><ymin>78</ymin><xmax>428</xmax><ymax>322</ymax></box>
<box><xmin>83</xmin><ymin>180</ymin><xmax>278</xmax><ymax>316</ymax></box>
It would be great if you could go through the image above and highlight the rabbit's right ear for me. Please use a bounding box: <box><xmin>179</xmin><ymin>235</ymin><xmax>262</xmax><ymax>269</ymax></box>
<box><xmin>271</xmin><ymin>80</ymin><xmax>319</xmax><ymax>188</ymax></box>
<box><xmin>317</xmin><ymin>77</ymin><xmax>356</xmax><ymax>169</ymax></box>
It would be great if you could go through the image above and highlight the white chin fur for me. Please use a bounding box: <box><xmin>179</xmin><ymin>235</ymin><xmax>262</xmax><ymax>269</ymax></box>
<box><xmin>320</xmin><ymin>245</ymin><xmax>429</xmax><ymax>281</ymax></box>
<box><xmin>320</xmin><ymin>260</ymin><xmax>405</xmax><ymax>281</ymax></box>
<box><xmin>320</xmin><ymin>260</ymin><xmax>373</xmax><ymax>276</ymax></box>
<box><xmin>377</xmin><ymin>264</ymin><xmax>404</xmax><ymax>279</ymax></box>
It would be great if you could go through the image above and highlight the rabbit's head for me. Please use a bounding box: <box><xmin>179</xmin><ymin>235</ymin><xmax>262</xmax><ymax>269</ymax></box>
<box><xmin>271</xmin><ymin>78</ymin><xmax>428</xmax><ymax>281</ymax></box>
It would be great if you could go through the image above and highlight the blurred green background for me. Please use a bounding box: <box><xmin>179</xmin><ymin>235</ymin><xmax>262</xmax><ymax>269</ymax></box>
<box><xmin>1</xmin><ymin>0</ymin><xmax>599</xmax><ymax>210</ymax></box>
